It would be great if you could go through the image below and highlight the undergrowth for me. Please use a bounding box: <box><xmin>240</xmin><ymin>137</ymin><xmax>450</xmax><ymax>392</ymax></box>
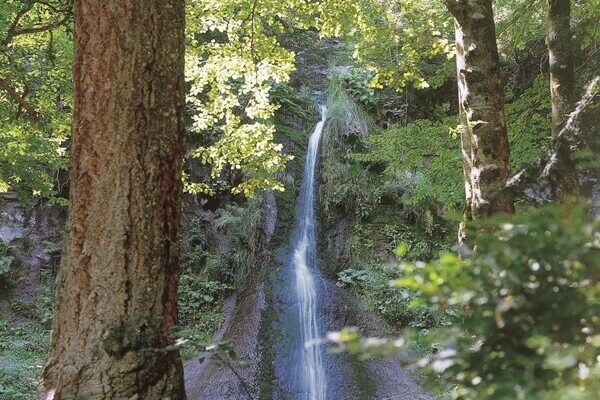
<box><xmin>177</xmin><ymin>193</ymin><xmax>267</xmax><ymax>359</ymax></box>
<box><xmin>397</xmin><ymin>206</ymin><xmax>600</xmax><ymax>400</ymax></box>
<box><xmin>0</xmin><ymin>320</ymin><xmax>49</xmax><ymax>400</ymax></box>
<box><xmin>0</xmin><ymin>270</ymin><xmax>55</xmax><ymax>400</ymax></box>
<box><xmin>319</xmin><ymin>63</ymin><xmax>460</xmax><ymax>399</ymax></box>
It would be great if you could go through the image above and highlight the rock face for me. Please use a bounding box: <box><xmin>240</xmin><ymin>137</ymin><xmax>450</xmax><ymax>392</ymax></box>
<box><xmin>266</xmin><ymin>246</ymin><xmax>432</xmax><ymax>400</ymax></box>
<box><xmin>262</xmin><ymin>190</ymin><xmax>277</xmax><ymax>246</ymax></box>
<box><xmin>0</xmin><ymin>196</ymin><xmax>66</xmax><ymax>308</ymax></box>
<box><xmin>184</xmin><ymin>244</ymin><xmax>433</xmax><ymax>400</ymax></box>
<box><xmin>183</xmin><ymin>96</ymin><xmax>432</xmax><ymax>400</ymax></box>
<box><xmin>320</xmin><ymin>281</ymin><xmax>433</xmax><ymax>400</ymax></box>
<box><xmin>184</xmin><ymin>280</ymin><xmax>267</xmax><ymax>399</ymax></box>
<box><xmin>183</xmin><ymin>190</ymin><xmax>274</xmax><ymax>399</ymax></box>
<box><xmin>319</xmin><ymin>217</ymin><xmax>351</xmax><ymax>278</ymax></box>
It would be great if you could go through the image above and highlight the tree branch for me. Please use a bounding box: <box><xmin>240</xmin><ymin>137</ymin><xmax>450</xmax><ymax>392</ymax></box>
<box><xmin>0</xmin><ymin>77</ymin><xmax>40</xmax><ymax>119</ymax></box>
<box><xmin>10</xmin><ymin>14</ymin><xmax>70</xmax><ymax>39</ymax></box>
<box><xmin>504</xmin><ymin>76</ymin><xmax>600</xmax><ymax>202</ymax></box>
<box><xmin>1</xmin><ymin>1</ymin><xmax>71</xmax><ymax>47</ymax></box>
<box><xmin>240</xmin><ymin>0</ymin><xmax>260</xmax><ymax>65</ymax></box>
<box><xmin>1</xmin><ymin>1</ymin><xmax>35</xmax><ymax>47</ymax></box>
<box><xmin>496</xmin><ymin>0</ymin><xmax>541</xmax><ymax>37</ymax></box>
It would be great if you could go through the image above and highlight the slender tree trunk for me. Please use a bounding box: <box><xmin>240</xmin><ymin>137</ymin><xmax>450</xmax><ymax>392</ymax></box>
<box><xmin>548</xmin><ymin>0</ymin><xmax>579</xmax><ymax>200</ymax></box>
<box><xmin>40</xmin><ymin>1</ymin><xmax>186</xmax><ymax>399</ymax></box>
<box><xmin>446</xmin><ymin>0</ymin><xmax>514</xmax><ymax>242</ymax></box>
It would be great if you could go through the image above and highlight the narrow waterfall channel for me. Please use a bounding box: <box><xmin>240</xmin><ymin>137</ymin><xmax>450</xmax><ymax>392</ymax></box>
<box><xmin>268</xmin><ymin>105</ymin><xmax>431</xmax><ymax>400</ymax></box>
<box><xmin>292</xmin><ymin>105</ymin><xmax>327</xmax><ymax>400</ymax></box>
<box><xmin>270</xmin><ymin>106</ymin><xmax>330</xmax><ymax>399</ymax></box>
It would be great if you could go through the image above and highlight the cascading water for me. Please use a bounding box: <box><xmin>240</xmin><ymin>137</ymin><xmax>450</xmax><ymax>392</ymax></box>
<box><xmin>268</xmin><ymin>104</ymin><xmax>431</xmax><ymax>400</ymax></box>
<box><xmin>292</xmin><ymin>105</ymin><xmax>328</xmax><ymax>400</ymax></box>
<box><xmin>186</xmin><ymin>101</ymin><xmax>433</xmax><ymax>399</ymax></box>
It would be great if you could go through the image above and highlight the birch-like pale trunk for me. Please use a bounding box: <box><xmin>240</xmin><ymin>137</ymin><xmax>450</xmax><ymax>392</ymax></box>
<box><xmin>548</xmin><ymin>0</ymin><xmax>579</xmax><ymax>201</ymax></box>
<box><xmin>446</xmin><ymin>0</ymin><xmax>514</xmax><ymax>242</ymax></box>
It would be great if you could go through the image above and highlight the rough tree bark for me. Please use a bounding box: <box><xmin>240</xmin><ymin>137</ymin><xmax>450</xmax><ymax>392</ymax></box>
<box><xmin>548</xmin><ymin>0</ymin><xmax>579</xmax><ymax>200</ymax></box>
<box><xmin>446</xmin><ymin>0</ymin><xmax>514</xmax><ymax>242</ymax></box>
<box><xmin>40</xmin><ymin>1</ymin><xmax>186</xmax><ymax>399</ymax></box>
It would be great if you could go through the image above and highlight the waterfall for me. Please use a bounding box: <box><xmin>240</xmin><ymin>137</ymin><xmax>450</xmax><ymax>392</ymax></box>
<box><xmin>292</xmin><ymin>105</ymin><xmax>327</xmax><ymax>400</ymax></box>
<box><xmin>187</xmin><ymin>102</ymin><xmax>434</xmax><ymax>400</ymax></box>
<box><xmin>270</xmin><ymin>104</ymin><xmax>423</xmax><ymax>399</ymax></box>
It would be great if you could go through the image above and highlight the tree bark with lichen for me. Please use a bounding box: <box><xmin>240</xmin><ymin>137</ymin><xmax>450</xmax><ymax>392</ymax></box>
<box><xmin>548</xmin><ymin>0</ymin><xmax>579</xmax><ymax>201</ymax></box>
<box><xmin>446</xmin><ymin>0</ymin><xmax>514</xmax><ymax>243</ymax></box>
<box><xmin>40</xmin><ymin>0</ymin><xmax>186</xmax><ymax>398</ymax></box>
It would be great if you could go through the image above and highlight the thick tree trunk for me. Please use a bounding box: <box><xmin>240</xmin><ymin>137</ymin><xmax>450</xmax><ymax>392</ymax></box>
<box><xmin>40</xmin><ymin>1</ymin><xmax>186</xmax><ymax>399</ymax></box>
<box><xmin>446</xmin><ymin>0</ymin><xmax>514</xmax><ymax>239</ymax></box>
<box><xmin>548</xmin><ymin>0</ymin><xmax>579</xmax><ymax>200</ymax></box>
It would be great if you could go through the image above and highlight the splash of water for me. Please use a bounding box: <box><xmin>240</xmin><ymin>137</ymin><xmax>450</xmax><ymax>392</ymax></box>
<box><xmin>293</xmin><ymin>105</ymin><xmax>327</xmax><ymax>400</ymax></box>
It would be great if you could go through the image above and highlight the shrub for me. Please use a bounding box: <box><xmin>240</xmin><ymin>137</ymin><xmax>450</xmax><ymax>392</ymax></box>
<box><xmin>353</xmin><ymin>117</ymin><xmax>463</xmax><ymax>209</ymax></box>
<box><xmin>396</xmin><ymin>206</ymin><xmax>600</xmax><ymax>399</ymax></box>
<box><xmin>337</xmin><ymin>265</ymin><xmax>440</xmax><ymax>330</ymax></box>
<box><xmin>178</xmin><ymin>274</ymin><xmax>231</xmax><ymax>326</ymax></box>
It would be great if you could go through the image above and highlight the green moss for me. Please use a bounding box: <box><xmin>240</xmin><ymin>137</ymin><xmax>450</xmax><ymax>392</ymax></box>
<box><xmin>344</xmin><ymin>356</ymin><xmax>377</xmax><ymax>399</ymax></box>
<box><xmin>273</xmin><ymin>186</ymin><xmax>297</xmax><ymax>246</ymax></box>
<box><xmin>177</xmin><ymin>306</ymin><xmax>223</xmax><ymax>361</ymax></box>
<box><xmin>102</xmin><ymin>313</ymin><xmax>163</xmax><ymax>356</ymax></box>
<box><xmin>256</xmin><ymin>283</ymin><xmax>276</xmax><ymax>400</ymax></box>
<box><xmin>0</xmin><ymin>320</ymin><xmax>49</xmax><ymax>400</ymax></box>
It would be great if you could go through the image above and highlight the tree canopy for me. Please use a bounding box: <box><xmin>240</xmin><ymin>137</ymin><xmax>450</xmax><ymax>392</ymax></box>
<box><xmin>2</xmin><ymin>0</ymin><xmax>598</xmax><ymax>202</ymax></box>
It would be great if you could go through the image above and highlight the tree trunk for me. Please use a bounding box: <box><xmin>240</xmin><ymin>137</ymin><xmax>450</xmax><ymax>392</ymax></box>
<box><xmin>40</xmin><ymin>1</ymin><xmax>186</xmax><ymax>399</ymax></box>
<box><xmin>548</xmin><ymin>0</ymin><xmax>579</xmax><ymax>200</ymax></box>
<box><xmin>446</xmin><ymin>0</ymin><xmax>514</xmax><ymax>242</ymax></box>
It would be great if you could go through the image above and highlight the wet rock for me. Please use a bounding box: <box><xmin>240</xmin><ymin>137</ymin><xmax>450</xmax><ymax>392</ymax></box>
<box><xmin>262</xmin><ymin>190</ymin><xmax>277</xmax><ymax>245</ymax></box>
<box><xmin>0</xmin><ymin>196</ymin><xmax>65</xmax><ymax>307</ymax></box>
<box><xmin>322</xmin><ymin>281</ymin><xmax>433</xmax><ymax>400</ymax></box>
<box><xmin>319</xmin><ymin>217</ymin><xmax>351</xmax><ymax>278</ymax></box>
<box><xmin>184</xmin><ymin>277</ymin><xmax>266</xmax><ymax>400</ymax></box>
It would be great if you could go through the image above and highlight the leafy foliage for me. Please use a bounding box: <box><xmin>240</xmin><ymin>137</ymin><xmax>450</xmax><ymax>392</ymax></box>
<box><xmin>326</xmin><ymin>71</ymin><xmax>373</xmax><ymax>138</ymax></box>
<box><xmin>180</xmin><ymin>198</ymin><xmax>262</xmax><ymax>292</ymax></box>
<box><xmin>176</xmin><ymin>273</ymin><xmax>229</xmax><ymax>360</ymax></box>
<box><xmin>337</xmin><ymin>265</ymin><xmax>441</xmax><ymax>330</ymax></box>
<box><xmin>494</xmin><ymin>0</ymin><xmax>547</xmax><ymax>52</ymax></box>
<box><xmin>495</xmin><ymin>0</ymin><xmax>600</xmax><ymax>55</ymax></box>
<box><xmin>319</xmin><ymin>75</ymin><xmax>379</xmax><ymax>219</ymax></box>
<box><xmin>1</xmin><ymin>2</ymin><xmax>598</xmax><ymax>399</ymax></box>
<box><xmin>396</xmin><ymin>207</ymin><xmax>600</xmax><ymax>399</ymax></box>
<box><xmin>185</xmin><ymin>0</ymin><xmax>298</xmax><ymax>196</ymax></box>
<box><xmin>183</xmin><ymin>0</ymin><xmax>459</xmax><ymax>196</ymax></box>
<box><xmin>347</xmin><ymin>214</ymin><xmax>450</xmax><ymax>265</ymax></box>
<box><xmin>178</xmin><ymin>275</ymin><xmax>231</xmax><ymax>327</ymax></box>
<box><xmin>177</xmin><ymin>196</ymin><xmax>264</xmax><ymax>358</ymax></box>
<box><xmin>210</xmin><ymin>198</ymin><xmax>263</xmax><ymax>286</ymax></box>
<box><xmin>505</xmin><ymin>76</ymin><xmax>552</xmax><ymax>171</ymax></box>
<box><xmin>317</xmin><ymin>0</ymin><xmax>453</xmax><ymax>90</ymax></box>
<box><xmin>0</xmin><ymin>122</ymin><xmax>68</xmax><ymax>204</ymax></box>
<box><xmin>0</xmin><ymin>1</ymin><xmax>72</xmax><ymax>204</ymax></box>
<box><xmin>354</xmin><ymin>117</ymin><xmax>463</xmax><ymax>209</ymax></box>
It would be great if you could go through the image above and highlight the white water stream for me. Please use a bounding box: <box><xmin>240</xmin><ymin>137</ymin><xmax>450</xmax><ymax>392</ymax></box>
<box><xmin>293</xmin><ymin>105</ymin><xmax>327</xmax><ymax>400</ymax></box>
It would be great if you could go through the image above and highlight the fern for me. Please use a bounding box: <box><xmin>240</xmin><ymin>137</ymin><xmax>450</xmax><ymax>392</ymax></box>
<box><xmin>354</xmin><ymin>117</ymin><xmax>463</xmax><ymax>209</ymax></box>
